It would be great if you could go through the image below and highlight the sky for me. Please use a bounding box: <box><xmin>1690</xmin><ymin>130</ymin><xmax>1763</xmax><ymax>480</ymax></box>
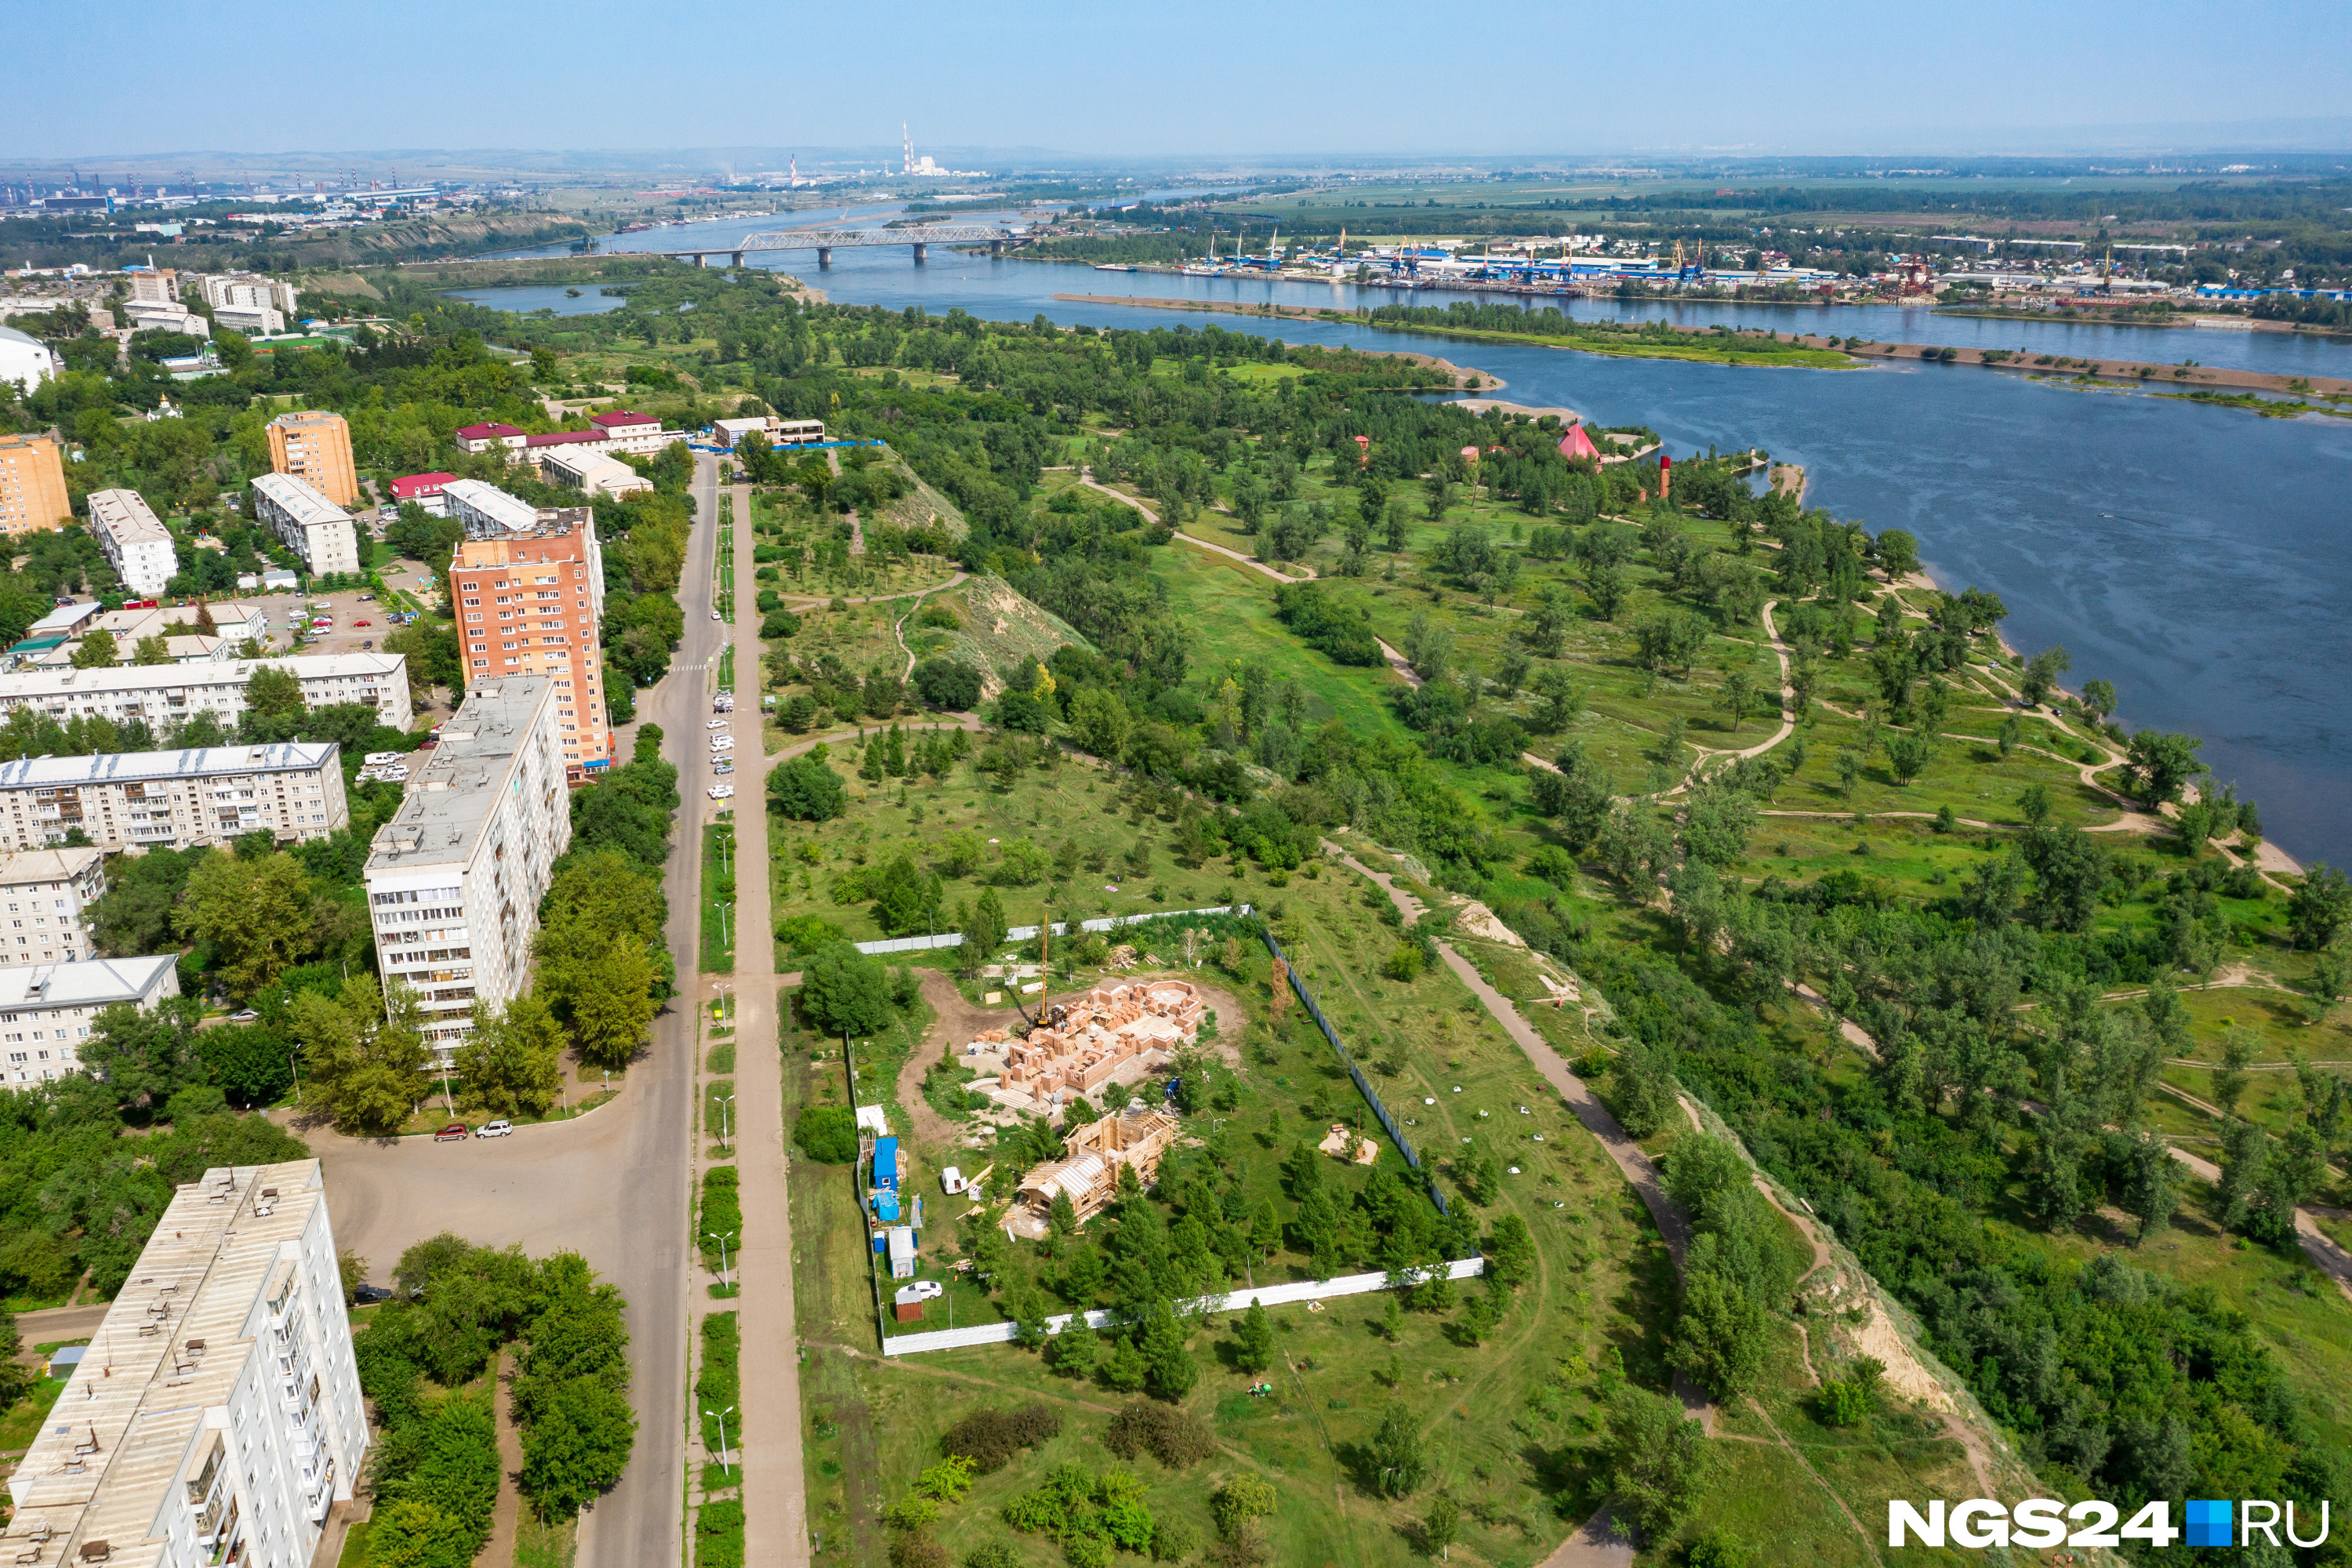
<box><xmin>8</xmin><ymin>0</ymin><xmax>2352</xmax><ymax>165</ymax></box>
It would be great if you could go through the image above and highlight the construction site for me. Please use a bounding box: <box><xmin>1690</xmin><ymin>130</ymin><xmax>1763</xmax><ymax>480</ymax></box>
<box><xmin>960</xmin><ymin>978</ymin><xmax>1206</xmax><ymax>1117</ymax></box>
<box><xmin>1004</xmin><ymin>1105</ymin><xmax>1182</xmax><ymax>1239</ymax></box>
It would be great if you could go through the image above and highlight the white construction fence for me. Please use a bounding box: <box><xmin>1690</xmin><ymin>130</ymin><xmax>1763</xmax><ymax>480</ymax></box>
<box><xmin>881</xmin><ymin>1255</ymin><xmax>1486</xmax><ymax>1356</ymax></box>
<box><xmin>851</xmin><ymin>904</ymin><xmax>1250</xmax><ymax>957</ymax></box>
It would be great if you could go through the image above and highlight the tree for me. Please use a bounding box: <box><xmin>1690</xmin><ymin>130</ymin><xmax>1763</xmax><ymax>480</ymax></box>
<box><xmin>69</xmin><ymin>629</ymin><xmax>118</xmax><ymax>669</ymax></box>
<box><xmin>1210</xmin><ymin>1475</ymin><xmax>1276</xmax><ymax>1543</ymax></box>
<box><xmin>2018</xmin><ymin>644</ymin><xmax>2071</xmax><ymax>707</ymax></box>
<box><xmin>245</xmin><ymin>663</ymin><xmax>307</xmax><ymax>722</ymax></box>
<box><xmin>800</xmin><ymin>942</ymin><xmax>893</xmax><ymax>1038</ymax></box>
<box><xmin>1672</xmin><ymin>1272</ymin><xmax>1769</xmax><ymax>1398</ymax></box>
<box><xmin>2211</xmin><ymin>1023</ymin><xmax>2256</xmax><ymax>1120</ymax></box>
<box><xmin>132</xmin><ymin>633</ymin><xmax>172</xmax><ymax>666</ymax></box>
<box><xmin>2119</xmin><ymin>1130</ymin><xmax>2180</xmax><ymax>1243</ymax></box>
<box><xmin>456</xmin><ymin>993</ymin><xmax>565</xmax><ymax>1118</ymax></box>
<box><xmin>1231</xmin><ymin>1298</ymin><xmax>1275</xmax><ymax>1374</ymax></box>
<box><xmin>1368</xmin><ymin>1402</ymin><xmax>1427</xmax><ymax>1497</ymax></box>
<box><xmin>2304</xmin><ymin>947</ymin><xmax>2348</xmax><ymax>1021</ymax></box>
<box><xmin>2081</xmin><ymin>679</ymin><xmax>2117</xmax><ymax>720</ymax></box>
<box><xmin>1718</xmin><ymin>667</ymin><xmax>1758</xmax><ymax>732</ymax></box>
<box><xmin>292</xmin><ymin>975</ymin><xmax>432</xmax><ymax>1134</ymax></box>
<box><xmin>2125</xmin><ymin>729</ymin><xmax>2205</xmax><ymax>807</ymax></box>
<box><xmin>1139</xmin><ymin>1299</ymin><xmax>1196</xmax><ymax>1402</ymax></box>
<box><xmin>2288</xmin><ymin>864</ymin><xmax>2352</xmax><ymax>950</ymax></box>
<box><xmin>770</xmin><ymin>753</ymin><xmax>847</xmax><ymax>822</ymax></box>
<box><xmin>1602</xmin><ymin>1385</ymin><xmax>1709</xmax><ymax>1543</ymax></box>
<box><xmin>174</xmin><ymin>851</ymin><xmax>314</xmax><ymax>998</ymax></box>
<box><xmin>912</xmin><ymin>658</ymin><xmax>982</xmax><ymax>711</ymax></box>
<box><xmin>1422</xmin><ymin>1494</ymin><xmax>1461</xmax><ymax>1562</ymax></box>
<box><xmin>1486</xmin><ymin>1213</ymin><xmax>1536</xmax><ymax>1288</ymax></box>
<box><xmin>1069</xmin><ymin>687</ymin><xmax>1134</xmax><ymax>761</ymax></box>
<box><xmin>567</xmin><ymin>935</ymin><xmax>658</xmax><ymax>1071</ymax></box>
<box><xmin>1882</xmin><ymin>728</ymin><xmax>1931</xmax><ymax>785</ymax></box>
<box><xmin>521</xmin><ymin>1374</ymin><xmax>637</xmax><ymax>1520</ymax></box>
<box><xmin>1873</xmin><ymin>528</ymin><xmax>1919</xmax><ymax>580</ymax></box>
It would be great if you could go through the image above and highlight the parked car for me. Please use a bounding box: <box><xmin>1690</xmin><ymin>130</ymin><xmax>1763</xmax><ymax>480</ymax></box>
<box><xmin>905</xmin><ymin>1279</ymin><xmax>945</xmax><ymax>1301</ymax></box>
<box><xmin>475</xmin><ymin>1119</ymin><xmax>514</xmax><ymax>1138</ymax></box>
<box><xmin>706</xmin><ymin>719</ymin><xmax>728</xmax><ymax>729</ymax></box>
<box><xmin>713</xmin><ymin>762</ymin><xmax>735</xmax><ymax>775</ymax></box>
<box><xmin>432</xmin><ymin>1123</ymin><xmax>470</xmax><ymax>1142</ymax></box>
<box><xmin>360</xmin><ymin>593</ymin><xmax>375</xmax><ymax>601</ymax></box>
<box><xmin>362</xmin><ymin>640</ymin><xmax>374</xmax><ymax>650</ymax></box>
<box><xmin>227</xmin><ymin>1009</ymin><xmax>259</xmax><ymax>1022</ymax></box>
<box><xmin>354</xmin><ymin>619</ymin><xmax>372</xmax><ymax>627</ymax></box>
<box><xmin>710</xmin><ymin>608</ymin><xmax>723</xmax><ymax>621</ymax></box>
<box><xmin>707</xmin><ymin>784</ymin><xmax>735</xmax><ymax>799</ymax></box>
<box><xmin>351</xmin><ymin>1283</ymin><xmax>394</xmax><ymax>1305</ymax></box>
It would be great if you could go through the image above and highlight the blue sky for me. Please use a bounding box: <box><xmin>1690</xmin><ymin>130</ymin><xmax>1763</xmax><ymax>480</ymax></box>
<box><xmin>8</xmin><ymin>0</ymin><xmax>2351</xmax><ymax>162</ymax></box>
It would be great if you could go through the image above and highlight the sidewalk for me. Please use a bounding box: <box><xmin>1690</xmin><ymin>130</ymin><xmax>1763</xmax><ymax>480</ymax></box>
<box><xmin>728</xmin><ymin>475</ymin><xmax>812</xmax><ymax>1567</ymax></box>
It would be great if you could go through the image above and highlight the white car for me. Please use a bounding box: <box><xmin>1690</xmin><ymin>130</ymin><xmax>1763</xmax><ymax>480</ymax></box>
<box><xmin>707</xmin><ymin>784</ymin><xmax>735</xmax><ymax>800</ymax></box>
<box><xmin>474</xmin><ymin>1119</ymin><xmax>514</xmax><ymax>1138</ymax></box>
<box><xmin>710</xmin><ymin>737</ymin><xmax>735</xmax><ymax>752</ymax></box>
<box><xmin>710</xmin><ymin>609</ymin><xmax>723</xmax><ymax>621</ymax></box>
<box><xmin>904</xmin><ymin>1280</ymin><xmax>944</xmax><ymax>1301</ymax></box>
<box><xmin>706</xmin><ymin>719</ymin><xmax>728</xmax><ymax>730</ymax></box>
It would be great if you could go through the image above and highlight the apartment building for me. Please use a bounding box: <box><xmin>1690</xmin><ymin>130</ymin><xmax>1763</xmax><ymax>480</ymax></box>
<box><xmin>86</xmin><ymin>487</ymin><xmax>182</xmax><ymax>597</ymax></box>
<box><xmin>0</xmin><ymin>1158</ymin><xmax>368</xmax><ymax>1568</ymax></box>
<box><xmin>250</xmin><ymin>473</ymin><xmax>361</xmax><ymax>576</ymax></box>
<box><xmin>445</xmin><ymin>481</ymin><xmax>612</xmax><ymax>779</ymax></box>
<box><xmin>0</xmin><ymin>652</ymin><xmax>408</xmax><ymax>733</ymax></box>
<box><xmin>0</xmin><ymin>432</ymin><xmax>70</xmax><ymax>535</ymax></box>
<box><xmin>0</xmin><ymin>742</ymin><xmax>348</xmax><ymax>854</ymax></box>
<box><xmin>126</xmin><ymin>267</ymin><xmax>180</xmax><ymax>304</ymax></box>
<box><xmin>216</xmin><ymin>303</ymin><xmax>285</xmax><ymax>336</ymax></box>
<box><xmin>452</xmin><ymin>408</ymin><xmax>679</xmax><ymax>458</ymax></box>
<box><xmin>0</xmin><ymin>846</ymin><xmax>106</xmax><ymax>966</ymax></box>
<box><xmin>0</xmin><ymin>953</ymin><xmax>180</xmax><ymax>1086</ymax></box>
<box><xmin>198</xmin><ymin>270</ymin><xmax>301</xmax><ymax>317</ymax></box>
<box><xmin>263</xmin><ymin>410</ymin><xmax>358</xmax><ymax>507</ymax></box>
<box><xmin>364</xmin><ymin>677</ymin><xmax>568</xmax><ymax>1060</ymax></box>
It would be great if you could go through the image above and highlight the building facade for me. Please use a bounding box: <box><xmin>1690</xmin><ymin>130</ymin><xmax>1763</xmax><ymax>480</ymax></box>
<box><xmin>537</xmin><ymin>446</ymin><xmax>652</xmax><ymax>498</ymax></box>
<box><xmin>0</xmin><ymin>845</ymin><xmax>106</xmax><ymax>966</ymax></box>
<box><xmin>0</xmin><ymin>742</ymin><xmax>348</xmax><ymax>854</ymax></box>
<box><xmin>0</xmin><ymin>323</ymin><xmax>61</xmax><ymax>394</ymax></box>
<box><xmin>1</xmin><ymin>1158</ymin><xmax>369</xmax><ymax>1568</ymax></box>
<box><xmin>453</xmin><ymin>412</ymin><xmax>680</xmax><ymax>458</ymax></box>
<box><xmin>86</xmin><ymin>487</ymin><xmax>181</xmax><ymax>597</ymax></box>
<box><xmin>264</xmin><ymin>410</ymin><xmax>358</xmax><ymax>506</ymax></box>
<box><xmin>445</xmin><ymin>481</ymin><xmax>612</xmax><ymax>779</ymax></box>
<box><xmin>0</xmin><ymin>652</ymin><xmax>408</xmax><ymax>733</ymax></box>
<box><xmin>250</xmin><ymin>472</ymin><xmax>361</xmax><ymax>576</ymax></box>
<box><xmin>0</xmin><ymin>953</ymin><xmax>180</xmax><ymax>1086</ymax></box>
<box><xmin>198</xmin><ymin>270</ymin><xmax>302</xmax><ymax>317</ymax></box>
<box><xmin>364</xmin><ymin>677</ymin><xmax>568</xmax><ymax>1061</ymax></box>
<box><xmin>0</xmin><ymin>432</ymin><xmax>70</xmax><ymax>535</ymax></box>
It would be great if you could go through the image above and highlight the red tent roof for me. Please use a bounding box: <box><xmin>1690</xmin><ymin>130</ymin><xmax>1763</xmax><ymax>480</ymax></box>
<box><xmin>1556</xmin><ymin>424</ymin><xmax>1599</xmax><ymax>460</ymax></box>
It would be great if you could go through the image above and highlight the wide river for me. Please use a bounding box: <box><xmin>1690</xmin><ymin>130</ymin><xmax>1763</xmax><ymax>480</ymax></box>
<box><xmin>485</xmin><ymin>212</ymin><xmax>2352</xmax><ymax>868</ymax></box>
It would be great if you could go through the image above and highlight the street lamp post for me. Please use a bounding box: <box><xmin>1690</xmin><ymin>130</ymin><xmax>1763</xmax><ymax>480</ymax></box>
<box><xmin>704</xmin><ymin>1231</ymin><xmax>735</xmax><ymax>1289</ymax></box>
<box><xmin>715</xmin><ymin>1093</ymin><xmax>735</xmax><ymax>1148</ymax></box>
<box><xmin>704</xmin><ymin>1406</ymin><xmax>735</xmax><ymax>1473</ymax></box>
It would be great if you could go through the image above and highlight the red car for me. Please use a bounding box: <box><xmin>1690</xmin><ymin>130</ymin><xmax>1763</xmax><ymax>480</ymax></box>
<box><xmin>432</xmin><ymin>1123</ymin><xmax>470</xmax><ymax>1142</ymax></box>
<box><xmin>354</xmin><ymin>619</ymin><xmax>372</xmax><ymax>627</ymax></box>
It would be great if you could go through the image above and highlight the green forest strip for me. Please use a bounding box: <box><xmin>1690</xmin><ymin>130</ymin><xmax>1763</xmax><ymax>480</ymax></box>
<box><xmin>1343</xmin><ymin>305</ymin><xmax>1853</xmax><ymax>368</ymax></box>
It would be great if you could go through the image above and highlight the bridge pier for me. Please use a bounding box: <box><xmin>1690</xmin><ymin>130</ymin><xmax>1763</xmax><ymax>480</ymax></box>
<box><xmin>729</xmin><ymin>251</ymin><xmax>744</xmax><ymax>267</ymax></box>
<box><xmin>990</xmin><ymin>239</ymin><xmax>1004</xmax><ymax>257</ymax></box>
<box><xmin>910</xmin><ymin>242</ymin><xmax>927</xmax><ymax>264</ymax></box>
<box><xmin>816</xmin><ymin>248</ymin><xmax>831</xmax><ymax>268</ymax></box>
<box><xmin>684</xmin><ymin>252</ymin><xmax>703</xmax><ymax>267</ymax></box>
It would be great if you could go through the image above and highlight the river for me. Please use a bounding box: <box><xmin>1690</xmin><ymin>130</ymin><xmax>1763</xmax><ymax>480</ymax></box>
<box><xmin>479</xmin><ymin>212</ymin><xmax>2352</xmax><ymax>869</ymax></box>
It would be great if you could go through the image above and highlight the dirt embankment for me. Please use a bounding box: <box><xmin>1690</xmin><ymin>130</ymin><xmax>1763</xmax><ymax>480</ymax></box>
<box><xmin>1827</xmin><ymin>335</ymin><xmax>2352</xmax><ymax>397</ymax></box>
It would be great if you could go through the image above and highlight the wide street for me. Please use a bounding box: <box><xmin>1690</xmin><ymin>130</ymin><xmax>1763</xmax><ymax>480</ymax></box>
<box><xmin>311</xmin><ymin>452</ymin><xmax>731</xmax><ymax>1568</ymax></box>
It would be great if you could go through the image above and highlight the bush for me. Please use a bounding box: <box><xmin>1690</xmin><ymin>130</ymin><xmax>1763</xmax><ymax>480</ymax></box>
<box><xmin>888</xmin><ymin>1538</ymin><xmax>949</xmax><ymax>1568</ymax></box>
<box><xmin>793</xmin><ymin>1104</ymin><xmax>858</xmax><ymax>1163</ymax></box>
<box><xmin>699</xmin><ymin>1168</ymin><xmax>742</xmax><ymax>1271</ymax></box>
<box><xmin>1272</xmin><ymin>583</ymin><xmax>1382</xmax><ymax>666</ymax></box>
<box><xmin>761</xmin><ymin>609</ymin><xmax>801</xmax><ymax>639</ymax></box>
<box><xmin>1104</xmin><ymin>1403</ymin><xmax>1216</xmax><ymax>1468</ymax></box>
<box><xmin>1152</xmin><ymin>1518</ymin><xmax>1202</xmax><ymax>1562</ymax></box>
<box><xmin>942</xmin><ymin>1403</ymin><xmax>1065</xmax><ymax>1473</ymax></box>
<box><xmin>697</xmin><ymin>1501</ymin><xmax>746</xmax><ymax>1568</ymax></box>
<box><xmin>775</xmin><ymin>913</ymin><xmax>844</xmax><ymax>953</ymax></box>
<box><xmin>965</xmin><ymin>1548</ymin><xmax>1021</xmax><ymax>1568</ymax></box>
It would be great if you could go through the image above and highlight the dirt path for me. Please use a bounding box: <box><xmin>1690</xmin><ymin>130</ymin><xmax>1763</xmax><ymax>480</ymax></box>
<box><xmin>779</xmin><ymin>570</ymin><xmax>968</xmax><ymax>609</ymax></box>
<box><xmin>1078</xmin><ymin>470</ymin><xmax>1312</xmax><ymax>584</ymax></box>
<box><xmin>480</xmin><ymin>1348</ymin><xmax>525</xmax><ymax>1568</ymax></box>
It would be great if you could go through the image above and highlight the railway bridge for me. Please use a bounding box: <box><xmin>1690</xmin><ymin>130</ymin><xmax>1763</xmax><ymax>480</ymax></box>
<box><xmin>651</xmin><ymin>225</ymin><xmax>1015</xmax><ymax>267</ymax></box>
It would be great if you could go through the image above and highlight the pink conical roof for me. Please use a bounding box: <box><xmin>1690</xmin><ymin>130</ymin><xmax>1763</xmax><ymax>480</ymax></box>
<box><xmin>1557</xmin><ymin>424</ymin><xmax>1599</xmax><ymax>459</ymax></box>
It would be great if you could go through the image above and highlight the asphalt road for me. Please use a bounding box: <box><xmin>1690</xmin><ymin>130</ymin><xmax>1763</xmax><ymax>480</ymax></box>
<box><xmin>310</xmin><ymin>463</ymin><xmax>725</xmax><ymax>1568</ymax></box>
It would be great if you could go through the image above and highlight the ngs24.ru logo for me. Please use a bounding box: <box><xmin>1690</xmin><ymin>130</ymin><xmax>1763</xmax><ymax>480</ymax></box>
<box><xmin>1889</xmin><ymin>1497</ymin><xmax>2330</xmax><ymax>1550</ymax></box>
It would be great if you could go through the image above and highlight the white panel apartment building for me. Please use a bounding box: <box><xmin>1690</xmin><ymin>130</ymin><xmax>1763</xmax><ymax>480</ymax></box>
<box><xmin>86</xmin><ymin>487</ymin><xmax>182</xmax><ymax>598</ymax></box>
<box><xmin>0</xmin><ymin>845</ymin><xmax>107</xmax><ymax>965</ymax></box>
<box><xmin>0</xmin><ymin>953</ymin><xmax>180</xmax><ymax>1087</ymax></box>
<box><xmin>249</xmin><ymin>473</ymin><xmax>361</xmax><ymax>577</ymax></box>
<box><xmin>2</xmin><ymin>1159</ymin><xmax>368</xmax><ymax>1568</ymax></box>
<box><xmin>0</xmin><ymin>652</ymin><xmax>408</xmax><ymax>732</ymax></box>
<box><xmin>0</xmin><ymin>743</ymin><xmax>348</xmax><ymax>854</ymax></box>
<box><xmin>364</xmin><ymin>677</ymin><xmax>568</xmax><ymax>1062</ymax></box>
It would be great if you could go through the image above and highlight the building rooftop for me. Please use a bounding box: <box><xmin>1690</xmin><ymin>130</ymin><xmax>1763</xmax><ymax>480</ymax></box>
<box><xmin>588</xmin><ymin>409</ymin><xmax>657</xmax><ymax>429</ymax></box>
<box><xmin>0</xmin><ymin>845</ymin><xmax>104</xmax><ymax>884</ymax></box>
<box><xmin>522</xmin><ymin>430</ymin><xmax>604</xmax><ymax>448</ymax></box>
<box><xmin>0</xmin><ymin>741</ymin><xmax>337</xmax><ymax>791</ymax></box>
<box><xmin>365</xmin><ymin>679</ymin><xmax>551</xmax><ymax>876</ymax></box>
<box><xmin>26</xmin><ymin>603</ymin><xmax>98</xmax><ymax>637</ymax></box>
<box><xmin>249</xmin><ymin>472</ymin><xmax>350</xmax><ymax>528</ymax></box>
<box><xmin>442</xmin><ymin>478</ymin><xmax>539</xmax><ymax>534</ymax></box>
<box><xmin>86</xmin><ymin>488</ymin><xmax>172</xmax><ymax>546</ymax></box>
<box><xmin>455</xmin><ymin>421</ymin><xmax>524</xmax><ymax>440</ymax></box>
<box><xmin>0</xmin><ymin>952</ymin><xmax>177</xmax><ymax>1011</ymax></box>
<box><xmin>1</xmin><ymin>1159</ymin><xmax>331</xmax><ymax>1564</ymax></box>
<box><xmin>0</xmin><ymin>652</ymin><xmax>401</xmax><ymax>700</ymax></box>
<box><xmin>389</xmin><ymin>472</ymin><xmax>456</xmax><ymax>498</ymax></box>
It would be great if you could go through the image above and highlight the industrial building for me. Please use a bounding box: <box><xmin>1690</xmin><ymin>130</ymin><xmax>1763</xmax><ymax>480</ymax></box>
<box><xmin>0</xmin><ymin>742</ymin><xmax>348</xmax><ymax>854</ymax></box>
<box><xmin>264</xmin><ymin>409</ymin><xmax>358</xmax><ymax>507</ymax></box>
<box><xmin>364</xmin><ymin>677</ymin><xmax>568</xmax><ymax>1060</ymax></box>
<box><xmin>0</xmin><ymin>953</ymin><xmax>181</xmax><ymax>1087</ymax></box>
<box><xmin>0</xmin><ymin>652</ymin><xmax>408</xmax><ymax>733</ymax></box>
<box><xmin>85</xmin><ymin>488</ymin><xmax>181</xmax><ymax>598</ymax></box>
<box><xmin>0</xmin><ymin>432</ymin><xmax>70</xmax><ymax>535</ymax></box>
<box><xmin>0</xmin><ymin>845</ymin><xmax>107</xmax><ymax>967</ymax></box>
<box><xmin>0</xmin><ymin>1158</ymin><xmax>369</xmax><ymax>1568</ymax></box>
<box><xmin>445</xmin><ymin>481</ymin><xmax>612</xmax><ymax>779</ymax></box>
<box><xmin>250</xmin><ymin>472</ymin><xmax>362</xmax><ymax>577</ymax></box>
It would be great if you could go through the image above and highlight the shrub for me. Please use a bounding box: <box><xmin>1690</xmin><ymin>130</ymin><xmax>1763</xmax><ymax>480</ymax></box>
<box><xmin>775</xmin><ymin>913</ymin><xmax>844</xmax><ymax>953</ymax></box>
<box><xmin>697</xmin><ymin>1501</ymin><xmax>746</xmax><ymax>1568</ymax></box>
<box><xmin>914</xmin><ymin>658</ymin><xmax>985</xmax><ymax>711</ymax></box>
<box><xmin>1152</xmin><ymin>1518</ymin><xmax>1203</xmax><ymax>1562</ymax></box>
<box><xmin>965</xmin><ymin>1547</ymin><xmax>1022</xmax><ymax>1568</ymax></box>
<box><xmin>942</xmin><ymin>1403</ymin><xmax>1064</xmax><ymax>1473</ymax></box>
<box><xmin>761</xmin><ymin>609</ymin><xmax>801</xmax><ymax>640</ymax></box>
<box><xmin>793</xmin><ymin>1104</ymin><xmax>858</xmax><ymax>1163</ymax></box>
<box><xmin>770</xmin><ymin>753</ymin><xmax>846</xmax><ymax>822</ymax></box>
<box><xmin>1104</xmin><ymin>1403</ymin><xmax>1216</xmax><ymax>1468</ymax></box>
<box><xmin>887</xmin><ymin>1537</ymin><xmax>949</xmax><ymax>1568</ymax></box>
